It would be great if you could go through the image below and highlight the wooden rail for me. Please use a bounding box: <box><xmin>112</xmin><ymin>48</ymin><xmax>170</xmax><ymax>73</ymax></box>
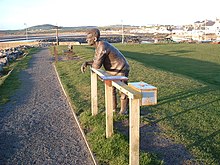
<box><xmin>90</xmin><ymin>68</ymin><xmax>142</xmax><ymax>165</ymax></box>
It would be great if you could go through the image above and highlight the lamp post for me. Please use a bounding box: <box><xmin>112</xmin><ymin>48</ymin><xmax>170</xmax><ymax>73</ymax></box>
<box><xmin>121</xmin><ymin>20</ymin><xmax>124</xmax><ymax>44</ymax></box>
<box><xmin>204</xmin><ymin>19</ymin><xmax>207</xmax><ymax>41</ymax></box>
<box><xmin>55</xmin><ymin>26</ymin><xmax>59</xmax><ymax>46</ymax></box>
<box><xmin>24</xmin><ymin>23</ymin><xmax>28</xmax><ymax>40</ymax></box>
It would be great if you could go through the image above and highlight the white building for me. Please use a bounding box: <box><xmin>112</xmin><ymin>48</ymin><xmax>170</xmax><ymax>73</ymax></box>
<box><xmin>208</xmin><ymin>18</ymin><xmax>220</xmax><ymax>35</ymax></box>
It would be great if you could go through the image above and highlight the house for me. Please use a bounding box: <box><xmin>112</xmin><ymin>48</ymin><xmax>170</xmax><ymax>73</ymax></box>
<box><xmin>208</xmin><ymin>18</ymin><xmax>220</xmax><ymax>35</ymax></box>
<box><xmin>194</xmin><ymin>19</ymin><xmax>220</xmax><ymax>34</ymax></box>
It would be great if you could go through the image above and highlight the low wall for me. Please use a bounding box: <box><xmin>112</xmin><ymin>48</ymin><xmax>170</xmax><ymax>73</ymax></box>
<box><xmin>56</xmin><ymin>41</ymin><xmax>81</xmax><ymax>45</ymax></box>
<box><xmin>0</xmin><ymin>41</ymin><xmax>39</xmax><ymax>49</ymax></box>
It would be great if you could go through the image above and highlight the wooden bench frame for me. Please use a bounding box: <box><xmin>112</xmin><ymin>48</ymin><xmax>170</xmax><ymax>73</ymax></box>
<box><xmin>90</xmin><ymin>68</ymin><xmax>142</xmax><ymax>165</ymax></box>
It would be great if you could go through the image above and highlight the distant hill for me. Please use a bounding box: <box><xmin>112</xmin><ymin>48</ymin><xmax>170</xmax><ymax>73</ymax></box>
<box><xmin>28</xmin><ymin>24</ymin><xmax>97</xmax><ymax>31</ymax></box>
<box><xmin>61</xmin><ymin>26</ymin><xmax>97</xmax><ymax>31</ymax></box>
<box><xmin>28</xmin><ymin>24</ymin><xmax>57</xmax><ymax>31</ymax></box>
<box><xmin>27</xmin><ymin>24</ymin><xmax>136</xmax><ymax>31</ymax></box>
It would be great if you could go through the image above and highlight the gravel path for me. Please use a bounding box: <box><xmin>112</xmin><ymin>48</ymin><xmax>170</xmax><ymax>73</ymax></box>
<box><xmin>0</xmin><ymin>48</ymin><xmax>95</xmax><ymax>165</ymax></box>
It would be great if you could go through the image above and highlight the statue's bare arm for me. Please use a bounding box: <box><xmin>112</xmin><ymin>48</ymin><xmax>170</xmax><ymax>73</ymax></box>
<box><xmin>80</xmin><ymin>60</ymin><xmax>93</xmax><ymax>73</ymax></box>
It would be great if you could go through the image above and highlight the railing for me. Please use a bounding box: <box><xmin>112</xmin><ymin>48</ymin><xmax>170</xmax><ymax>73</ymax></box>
<box><xmin>90</xmin><ymin>68</ymin><xmax>142</xmax><ymax>165</ymax></box>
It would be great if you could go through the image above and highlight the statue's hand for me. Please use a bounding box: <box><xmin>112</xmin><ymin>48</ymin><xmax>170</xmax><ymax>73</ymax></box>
<box><xmin>81</xmin><ymin>62</ymin><xmax>87</xmax><ymax>73</ymax></box>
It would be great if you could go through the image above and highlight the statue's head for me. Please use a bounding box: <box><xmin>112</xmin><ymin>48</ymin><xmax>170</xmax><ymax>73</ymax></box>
<box><xmin>86</xmin><ymin>28</ymin><xmax>100</xmax><ymax>46</ymax></box>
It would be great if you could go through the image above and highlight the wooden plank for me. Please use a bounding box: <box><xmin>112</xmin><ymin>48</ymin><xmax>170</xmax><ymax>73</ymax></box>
<box><xmin>129</xmin><ymin>98</ymin><xmax>140</xmax><ymax>165</ymax></box>
<box><xmin>91</xmin><ymin>68</ymin><xmax>141</xmax><ymax>98</ymax></box>
<box><xmin>91</xmin><ymin>68</ymin><xmax>110</xmax><ymax>77</ymax></box>
<box><xmin>112</xmin><ymin>81</ymin><xmax>141</xmax><ymax>99</ymax></box>
<box><xmin>105</xmin><ymin>80</ymin><xmax>113</xmax><ymax>138</ymax></box>
<box><xmin>100</xmin><ymin>75</ymin><xmax>128</xmax><ymax>81</ymax></box>
<box><xmin>91</xmin><ymin>68</ymin><xmax>128</xmax><ymax>81</ymax></box>
<box><xmin>91</xmin><ymin>70</ymin><xmax>98</xmax><ymax>116</ymax></box>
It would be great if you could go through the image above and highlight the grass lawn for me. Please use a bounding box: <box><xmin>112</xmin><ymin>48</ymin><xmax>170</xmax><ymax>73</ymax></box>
<box><xmin>53</xmin><ymin>43</ymin><xmax>220</xmax><ymax>164</ymax></box>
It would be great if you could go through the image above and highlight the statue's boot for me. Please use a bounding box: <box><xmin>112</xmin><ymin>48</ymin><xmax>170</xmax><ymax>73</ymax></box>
<box><xmin>119</xmin><ymin>98</ymin><xmax>129</xmax><ymax>115</ymax></box>
<box><xmin>113</xmin><ymin>95</ymin><xmax>117</xmax><ymax>112</ymax></box>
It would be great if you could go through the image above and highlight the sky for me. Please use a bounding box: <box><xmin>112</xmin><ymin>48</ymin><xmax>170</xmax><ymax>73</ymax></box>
<box><xmin>0</xmin><ymin>0</ymin><xmax>219</xmax><ymax>30</ymax></box>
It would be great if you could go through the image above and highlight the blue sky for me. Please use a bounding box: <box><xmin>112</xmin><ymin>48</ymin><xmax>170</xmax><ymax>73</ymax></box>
<box><xmin>0</xmin><ymin>0</ymin><xmax>219</xmax><ymax>30</ymax></box>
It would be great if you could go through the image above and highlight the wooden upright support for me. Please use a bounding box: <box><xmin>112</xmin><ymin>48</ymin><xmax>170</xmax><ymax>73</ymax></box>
<box><xmin>54</xmin><ymin>46</ymin><xmax>58</xmax><ymax>63</ymax></box>
<box><xmin>90</xmin><ymin>68</ymin><xmax>145</xmax><ymax>165</ymax></box>
<box><xmin>104</xmin><ymin>80</ymin><xmax>114</xmax><ymax>138</ymax></box>
<box><xmin>129</xmin><ymin>98</ymin><xmax>140</xmax><ymax>165</ymax></box>
<box><xmin>91</xmin><ymin>70</ymin><xmax>98</xmax><ymax>116</ymax></box>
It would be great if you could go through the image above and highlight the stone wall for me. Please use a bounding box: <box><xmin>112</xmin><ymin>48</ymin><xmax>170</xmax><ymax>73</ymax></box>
<box><xmin>0</xmin><ymin>45</ymin><xmax>31</xmax><ymax>77</ymax></box>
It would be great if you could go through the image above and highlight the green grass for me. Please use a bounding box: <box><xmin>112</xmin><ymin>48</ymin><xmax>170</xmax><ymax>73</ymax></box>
<box><xmin>54</xmin><ymin>43</ymin><xmax>220</xmax><ymax>164</ymax></box>
<box><xmin>117</xmin><ymin>43</ymin><xmax>220</xmax><ymax>87</ymax></box>
<box><xmin>118</xmin><ymin>43</ymin><xmax>220</xmax><ymax>164</ymax></box>
<box><xmin>0</xmin><ymin>47</ymin><xmax>39</xmax><ymax>105</ymax></box>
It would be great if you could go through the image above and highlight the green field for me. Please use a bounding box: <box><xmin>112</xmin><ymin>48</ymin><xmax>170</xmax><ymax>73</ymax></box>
<box><xmin>53</xmin><ymin>43</ymin><xmax>220</xmax><ymax>164</ymax></box>
<box><xmin>1</xmin><ymin>43</ymin><xmax>219</xmax><ymax>164</ymax></box>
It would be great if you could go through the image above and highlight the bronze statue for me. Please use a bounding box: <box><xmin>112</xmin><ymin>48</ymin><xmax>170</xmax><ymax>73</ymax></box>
<box><xmin>81</xmin><ymin>28</ymin><xmax>130</xmax><ymax>114</ymax></box>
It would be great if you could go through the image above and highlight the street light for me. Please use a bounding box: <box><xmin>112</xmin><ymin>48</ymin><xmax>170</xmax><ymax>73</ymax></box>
<box><xmin>204</xmin><ymin>19</ymin><xmax>207</xmax><ymax>41</ymax></box>
<box><xmin>24</xmin><ymin>23</ymin><xmax>28</xmax><ymax>40</ymax></box>
<box><xmin>55</xmin><ymin>25</ymin><xmax>59</xmax><ymax>46</ymax></box>
<box><xmin>121</xmin><ymin>20</ymin><xmax>124</xmax><ymax>44</ymax></box>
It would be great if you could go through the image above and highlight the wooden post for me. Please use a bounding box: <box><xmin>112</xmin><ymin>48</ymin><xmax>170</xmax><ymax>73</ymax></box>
<box><xmin>129</xmin><ymin>98</ymin><xmax>140</xmax><ymax>165</ymax></box>
<box><xmin>105</xmin><ymin>80</ymin><xmax>114</xmax><ymax>138</ymax></box>
<box><xmin>90</xmin><ymin>68</ymin><xmax>145</xmax><ymax>164</ymax></box>
<box><xmin>54</xmin><ymin>46</ymin><xmax>58</xmax><ymax>63</ymax></box>
<box><xmin>91</xmin><ymin>70</ymin><xmax>98</xmax><ymax>116</ymax></box>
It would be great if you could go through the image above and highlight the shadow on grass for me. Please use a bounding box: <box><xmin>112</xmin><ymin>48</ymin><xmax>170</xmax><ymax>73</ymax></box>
<box><xmin>158</xmin><ymin>86</ymin><xmax>214</xmax><ymax>105</ymax></box>
<box><xmin>114</xmin><ymin>117</ymin><xmax>194</xmax><ymax>164</ymax></box>
<box><xmin>115</xmin><ymin>50</ymin><xmax>220</xmax><ymax>163</ymax></box>
<box><xmin>136</xmin><ymin>83</ymin><xmax>220</xmax><ymax>163</ymax></box>
<box><xmin>121</xmin><ymin>50</ymin><xmax>220</xmax><ymax>88</ymax></box>
<box><xmin>153</xmin><ymin>98</ymin><xmax>220</xmax><ymax>124</ymax></box>
<box><xmin>187</xmin><ymin>129</ymin><xmax>220</xmax><ymax>162</ymax></box>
